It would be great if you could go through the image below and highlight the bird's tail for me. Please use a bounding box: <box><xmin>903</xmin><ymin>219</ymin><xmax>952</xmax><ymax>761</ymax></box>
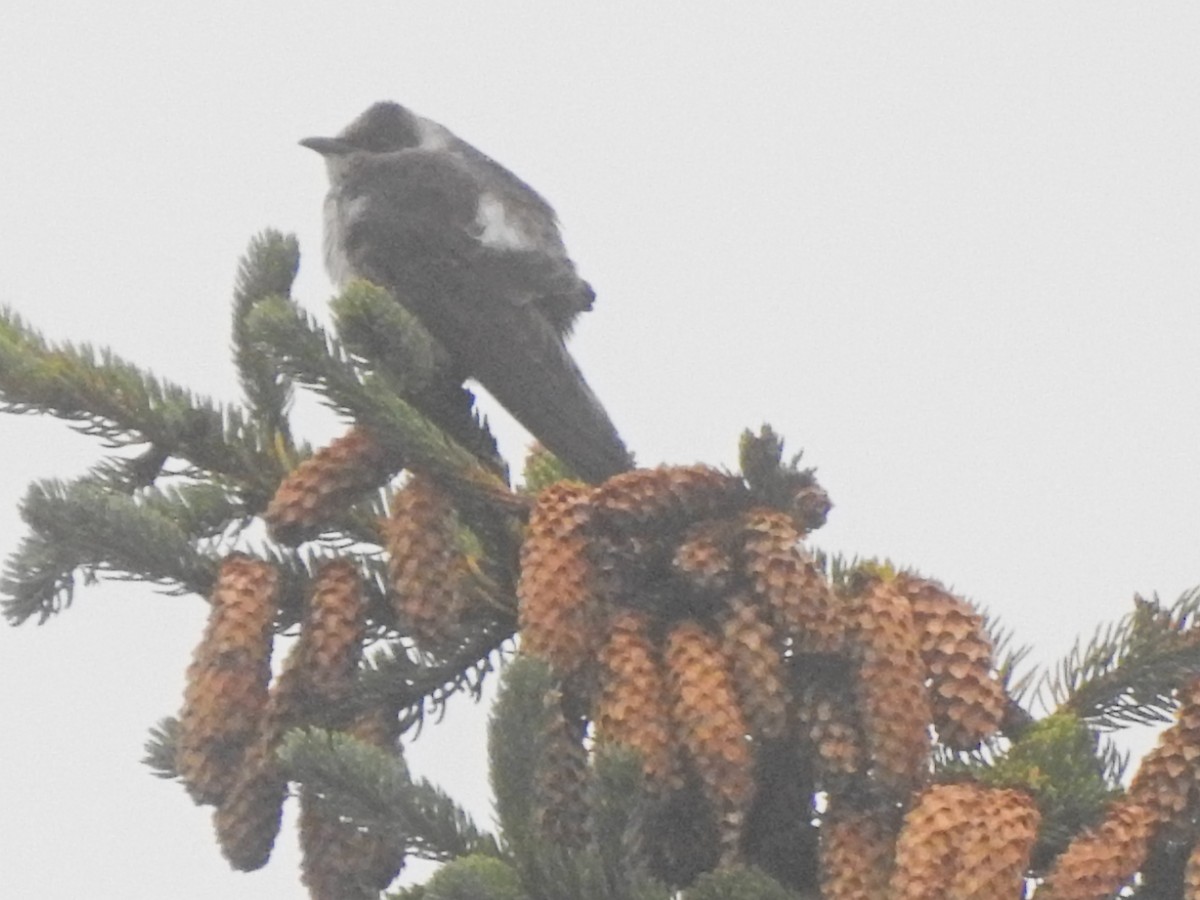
<box><xmin>467</xmin><ymin>317</ymin><xmax>632</xmax><ymax>484</ymax></box>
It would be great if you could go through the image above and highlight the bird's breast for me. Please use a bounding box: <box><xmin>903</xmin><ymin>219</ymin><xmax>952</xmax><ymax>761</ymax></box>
<box><xmin>322</xmin><ymin>190</ymin><xmax>363</xmax><ymax>289</ymax></box>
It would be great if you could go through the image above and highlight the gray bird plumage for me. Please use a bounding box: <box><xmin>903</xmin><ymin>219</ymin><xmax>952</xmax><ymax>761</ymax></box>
<box><xmin>302</xmin><ymin>102</ymin><xmax>632</xmax><ymax>483</ymax></box>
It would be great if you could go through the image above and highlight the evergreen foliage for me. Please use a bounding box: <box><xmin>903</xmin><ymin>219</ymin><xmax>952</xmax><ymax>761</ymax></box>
<box><xmin>4</xmin><ymin>232</ymin><xmax>1200</xmax><ymax>898</ymax></box>
<box><xmin>280</xmin><ymin>727</ymin><xmax>499</xmax><ymax>862</ymax></box>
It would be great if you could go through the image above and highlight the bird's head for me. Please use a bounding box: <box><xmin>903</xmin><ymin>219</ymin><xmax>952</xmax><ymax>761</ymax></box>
<box><xmin>300</xmin><ymin>101</ymin><xmax>422</xmax><ymax>158</ymax></box>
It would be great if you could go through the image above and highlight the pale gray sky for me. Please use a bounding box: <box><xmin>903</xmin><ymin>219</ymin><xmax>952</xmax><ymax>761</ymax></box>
<box><xmin>2</xmin><ymin>4</ymin><xmax>1198</xmax><ymax>898</ymax></box>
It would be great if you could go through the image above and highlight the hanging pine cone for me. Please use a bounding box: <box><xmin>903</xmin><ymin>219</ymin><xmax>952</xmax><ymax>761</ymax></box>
<box><xmin>299</xmin><ymin>707</ymin><xmax>406</xmax><ymax>899</ymax></box>
<box><xmin>849</xmin><ymin>576</ymin><xmax>931</xmax><ymax>792</ymax></box>
<box><xmin>718</xmin><ymin>591</ymin><xmax>790</xmax><ymax>740</ymax></box>
<box><xmin>898</xmin><ymin>574</ymin><xmax>1004</xmax><ymax>750</ymax></box>
<box><xmin>177</xmin><ymin>555</ymin><xmax>280</xmax><ymax>805</ymax></box>
<box><xmin>663</xmin><ymin>619</ymin><xmax>754</xmax><ymax>865</ymax></box>
<box><xmin>951</xmin><ymin>787</ymin><xmax>1040</xmax><ymax>900</ymax></box>
<box><xmin>212</xmin><ymin>722</ymin><xmax>289</xmax><ymax>872</ymax></box>
<box><xmin>518</xmin><ymin>481</ymin><xmax>604</xmax><ymax>674</ymax></box>
<box><xmin>1127</xmin><ymin>675</ymin><xmax>1200</xmax><ymax>828</ymax></box>
<box><xmin>889</xmin><ymin>782</ymin><xmax>980</xmax><ymax>899</ymax></box>
<box><xmin>265</xmin><ymin>426</ymin><xmax>390</xmax><ymax>543</ymax></box>
<box><xmin>1185</xmin><ymin>840</ymin><xmax>1200</xmax><ymax>900</ymax></box>
<box><xmin>1039</xmin><ymin>799</ymin><xmax>1156</xmax><ymax>899</ymax></box>
<box><xmin>383</xmin><ymin>473</ymin><xmax>472</xmax><ymax>648</ymax></box>
<box><xmin>534</xmin><ymin>687</ymin><xmax>590</xmax><ymax>850</ymax></box>
<box><xmin>289</xmin><ymin>558</ymin><xmax>365</xmax><ymax>714</ymax></box>
<box><xmin>890</xmin><ymin>782</ymin><xmax>1038</xmax><ymax>900</ymax></box>
<box><xmin>739</xmin><ymin>507</ymin><xmax>845</xmax><ymax>653</ymax></box>
<box><xmin>592</xmin><ymin>465</ymin><xmax>747</xmax><ymax>537</ymax></box>
<box><xmin>794</xmin><ymin>672</ymin><xmax>867</xmax><ymax>785</ymax></box>
<box><xmin>820</xmin><ymin>806</ymin><xmax>896</xmax><ymax>900</ymax></box>
<box><xmin>594</xmin><ymin>609</ymin><xmax>679</xmax><ymax>792</ymax></box>
<box><xmin>673</xmin><ymin>518</ymin><xmax>738</xmax><ymax>596</ymax></box>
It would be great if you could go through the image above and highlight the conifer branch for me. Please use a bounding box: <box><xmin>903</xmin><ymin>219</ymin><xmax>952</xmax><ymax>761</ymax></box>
<box><xmin>331</xmin><ymin>282</ymin><xmax>453</xmax><ymax>397</ymax></box>
<box><xmin>279</xmin><ymin>727</ymin><xmax>499</xmax><ymax>861</ymax></box>
<box><xmin>247</xmin><ymin>297</ymin><xmax>526</xmax><ymax>541</ymax></box>
<box><xmin>143</xmin><ymin>716</ymin><xmax>181</xmax><ymax>781</ymax></box>
<box><xmin>232</xmin><ymin>230</ymin><xmax>298</xmax><ymax>447</ymax></box>
<box><xmin>0</xmin><ymin>307</ymin><xmax>283</xmax><ymax>498</ymax></box>
<box><xmin>489</xmin><ymin>656</ymin><xmax>556</xmax><ymax>854</ymax></box>
<box><xmin>135</xmin><ymin>480</ymin><xmax>254</xmax><ymax>539</ymax></box>
<box><xmin>2</xmin><ymin>479</ymin><xmax>219</xmax><ymax>623</ymax></box>
<box><xmin>1047</xmin><ymin>589</ymin><xmax>1200</xmax><ymax>730</ymax></box>
<box><xmin>358</xmin><ymin>624</ymin><xmax>514</xmax><ymax>734</ymax></box>
<box><xmin>332</xmin><ymin>283</ymin><xmax>506</xmax><ymax>478</ymax></box>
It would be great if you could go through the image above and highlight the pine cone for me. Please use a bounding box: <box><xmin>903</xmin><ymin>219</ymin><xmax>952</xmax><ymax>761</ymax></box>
<box><xmin>212</xmin><ymin>723</ymin><xmax>288</xmax><ymax>872</ymax></box>
<box><xmin>890</xmin><ymin>782</ymin><xmax>1038</xmax><ymax>900</ymax></box>
<box><xmin>899</xmin><ymin>574</ymin><xmax>1005</xmax><ymax>750</ymax></box>
<box><xmin>673</xmin><ymin>518</ymin><xmax>738</xmax><ymax>595</ymax></box>
<box><xmin>265</xmin><ymin>426</ymin><xmax>390</xmax><ymax>543</ymax></box>
<box><xmin>850</xmin><ymin>577</ymin><xmax>931</xmax><ymax>791</ymax></box>
<box><xmin>664</xmin><ymin>619</ymin><xmax>754</xmax><ymax>864</ymax></box>
<box><xmin>820</xmin><ymin>807</ymin><xmax>896</xmax><ymax>900</ymax></box>
<box><xmin>889</xmin><ymin>782</ymin><xmax>979</xmax><ymax>899</ymax></box>
<box><xmin>535</xmin><ymin>688</ymin><xmax>590</xmax><ymax>849</ymax></box>
<box><xmin>740</xmin><ymin>507</ymin><xmax>845</xmax><ymax>653</ymax></box>
<box><xmin>592</xmin><ymin>465</ymin><xmax>747</xmax><ymax>537</ymax></box>
<box><xmin>794</xmin><ymin>675</ymin><xmax>866</xmax><ymax>784</ymax></box>
<box><xmin>289</xmin><ymin>558</ymin><xmax>365</xmax><ymax>714</ymax></box>
<box><xmin>1039</xmin><ymin>799</ymin><xmax>1155</xmax><ymax>899</ymax></box>
<box><xmin>299</xmin><ymin>708</ymin><xmax>406</xmax><ymax>899</ymax></box>
<box><xmin>1185</xmin><ymin>839</ymin><xmax>1200</xmax><ymax>899</ymax></box>
<box><xmin>1127</xmin><ymin>675</ymin><xmax>1200</xmax><ymax>828</ymax></box>
<box><xmin>950</xmin><ymin>787</ymin><xmax>1040</xmax><ymax>899</ymax></box>
<box><xmin>719</xmin><ymin>592</ymin><xmax>790</xmax><ymax>740</ymax></box>
<box><xmin>518</xmin><ymin>481</ymin><xmax>604</xmax><ymax>674</ymax></box>
<box><xmin>384</xmin><ymin>473</ymin><xmax>471</xmax><ymax>647</ymax></box>
<box><xmin>594</xmin><ymin>609</ymin><xmax>679</xmax><ymax>791</ymax></box>
<box><xmin>1128</xmin><ymin>728</ymin><xmax>1194</xmax><ymax>826</ymax></box>
<box><xmin>177</xmin><ymin>555</ymin><xmax>280</xmax><ymax>805</ymax></box>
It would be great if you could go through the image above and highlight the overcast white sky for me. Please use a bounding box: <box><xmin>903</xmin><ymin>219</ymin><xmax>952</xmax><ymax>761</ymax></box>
<box><xmin>2</xmin><ymin>4</ymin><xmax>1198</xmax><ymax>898</ymax></box>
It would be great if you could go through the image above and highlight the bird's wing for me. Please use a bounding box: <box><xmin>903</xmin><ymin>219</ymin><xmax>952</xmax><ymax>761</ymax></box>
<box><xmin>338</xmin><ymin>148</ymin><xmax>631</xmax><ymax>483</ymax></box>
<box><xmin>413</xmin><ymin>112</ymin><xmax>564</xmax><ymax>246</ymax></box>
<box><xmin>343</xmin><ymin>149</ymin><xmax>591</xmax><ymax>326</ymax></box>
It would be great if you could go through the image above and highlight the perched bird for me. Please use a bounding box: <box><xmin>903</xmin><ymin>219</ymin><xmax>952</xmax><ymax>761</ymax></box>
<box><xmin>301</xmin><ymin>101</ymin><xmax>632</xmax><ymax>483</ymax></box>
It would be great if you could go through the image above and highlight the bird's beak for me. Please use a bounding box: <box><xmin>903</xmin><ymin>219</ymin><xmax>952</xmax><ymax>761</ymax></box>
<box><xmin>299</xmin><ymin>136</ymin><xmax>355</xmax><ymax>156</ymax></box>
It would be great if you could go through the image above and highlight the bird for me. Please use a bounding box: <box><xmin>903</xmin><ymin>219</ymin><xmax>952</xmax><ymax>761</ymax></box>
<box><xmin>300</xmin><ymin>101</ymin><xmax>633</xmax><ymax>484</ymax></box>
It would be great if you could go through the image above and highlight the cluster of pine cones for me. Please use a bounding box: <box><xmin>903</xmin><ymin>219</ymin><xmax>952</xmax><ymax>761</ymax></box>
<box><xmin>172</xmin><ymin>421</ymin><xmax>1200</xmax><ymax>897</ymax></box>
<box><xmin>174</xmin><ymin>554</ymin><xmax>403</xmax><ymax>898</ymax></box>
<box><xmin>515</xmin><ymin>463</ymin><xmax>1022</xmax><ymax>887</ymax></box>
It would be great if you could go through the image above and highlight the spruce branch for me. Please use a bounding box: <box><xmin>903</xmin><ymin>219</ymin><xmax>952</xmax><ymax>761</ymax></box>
<box><xmin>359</xmin><ymin>623</ymin><xmax>515</xmax><ymax>736</ymax></box>
<box><xmin>395</xmin><ymin>854</ymin><xmax>527</xmax><ymax>900</ymax></box>
<box><xmin>232</xmin><ymin>230</ymin><xmax>297</xmax><ymax>447</ymax></box>
<box><xmin>685</xmin><ymin>866</ymin><xmax>801</xmax><ymax>900</ymax></box>
<box><xmin>489</xmin><ymin>656</ymin><xmax>557</xmax><ymax>855</ymax></box>
<box><xmin>589</xmin><ymin>746</ymin><xmax>656</xmax><ymax>899</ymax></box>
<box><xmin>331</xmin><ymin>281</ymin><xmax>454</xmax><ymax>398</ymax></box>
<box><xmin>332</xmin><ymin>282</ymin><xmax>507</xmax><ymax>473</ymax></box>
<box><xmin>135</xmin><ymin>480</ymin><xmax>254</xmax><ymax>540</ymax></box>
<box><xmin>2</xmin><ymin>479</ymin><xmax>220</xmax><ymax>623</ymax></box>
<box><xmin>245</xmin><ymin>297</ymin><xmax>458</xmax><ymax>467</ymax></box>
<box><xmin>279</xmin><ymin>727</ymin><xmax>499</xmax><ymax>862</ymax></box>
<box><xmin>143</xmin><ymin>716</ymin><xmax>181</xmax><ymax>781</ymax></box>
<box><xmin>1</xmin><ymin>532</ymin><xmax>81</xmax><ymax>624</ymax></box>
<box><xmin>247</xmin><ymin>296</ymin><xmax>526</xmax><ymax>551</ymax></box>
<box><xmin>0</xmin><ymin>306</ymin><xmax>283</xmax><ymax>498</ymax></box>
<box><xmin>486</xmin><ymin>659</ymin><xmax>669</xmax><ymax>900</ymax></box>
<box><xmin>1046</xmin><ymin>588</ymin><xmax>1200</xmax><ymax>730</ymax></box>
<box><xmin>332</xmin><ymin>282</ymin><xmax>505</xmax><ymax>477</ymax></box>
